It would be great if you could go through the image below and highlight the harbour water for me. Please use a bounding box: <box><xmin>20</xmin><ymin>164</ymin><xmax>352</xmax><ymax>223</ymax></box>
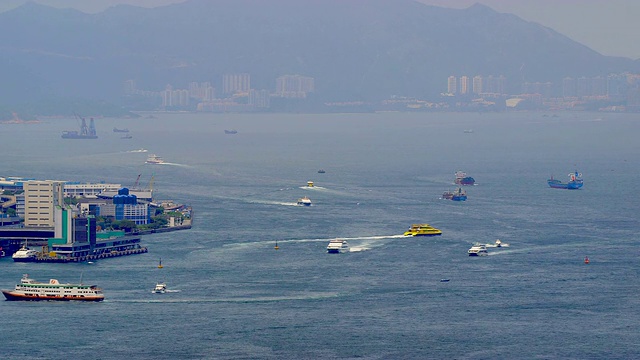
<box><xmin>1</xmin><ymin>112</ymin><xmax>639</xmax><ymax>359</ymax></box>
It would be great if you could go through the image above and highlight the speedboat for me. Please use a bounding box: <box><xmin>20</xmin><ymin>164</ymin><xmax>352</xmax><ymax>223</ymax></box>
<box><xmin>145</xmin><ymin>154</ymin><xmax>165</xmax><ymax>164</ymax></box>
<box><xmin>152</xmin><ymin>282</ymin><xmax>167</xmax><ymax>294</ymax></box>
<box><xmin>12</xmin><ymin>244</ymin><xmax>38</xmax><ymax>262</ymax></box>
<box><xmin>327</xmin><ymin>239</ymin><xmax>349</xmax><ymax>254</ymax></box>
<box><xmin>403</xmin><ymin>224</ymin><xmax>442</xmax><ymax>237</ymax></box>
<box><xmin>307</xmin><ymin>181</ymin><xmax>314</xmax><ymax>187</ymax></box>
<box><xmin>486</xmin><ymin>239</ymin><xmax>510</xmax><ymax>248</ymax></box>
<box><xmin>297</xmin><ymin>196</ymin><xmax>312</xmax><ymax>206</ymax></box>
<box><xmin>468</xmin><ymin>243</ymin><xmax>488</xmax><ymax>256</ymax></box>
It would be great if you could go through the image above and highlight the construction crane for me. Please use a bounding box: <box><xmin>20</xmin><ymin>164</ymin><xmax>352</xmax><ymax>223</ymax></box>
<box><xmin>133</xmin><ymin>174</ymin><xmax>141</xmax><ymax>189</ymax></box>
<box><xmin>148</xmin><ymin>174</ymin><xmax>155</xmax><ymax>191</ymax></box>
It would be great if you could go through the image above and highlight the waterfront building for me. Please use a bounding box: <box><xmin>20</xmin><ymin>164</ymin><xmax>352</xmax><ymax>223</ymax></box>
<box><xmin>97</xmin><ymin>188</ymin><xmax>149</xmax><ymax>225</ymax></box>
<box><xmin>223</xmin><ymin>73</ymin><xmax>251</xmax><ymax>94</ymax></box>
<box><xmin>459</xmin><ymin>76</ymin><xmax>470</xmax><ymax>95</ymax></box>
<box><xmin>64</xmin><ymin>182</ymin><xmax>121</xmax><ymax>198</ymax></box>
<box><xmin>23</xmin><ymin>180</ymin><xmax>64</xmax><ymax>228</ymax></box>
<box><xmin>275</xmin><ymin>75</ymin><xmax>315</xmax><ymax>98</ymax></box>
<box><xmin>48</xmin><ymin>206</ymin><xmax>144</xmax><ymax>260</ymax></box>
<box><xmin>447</xmin><ymin>76</ymin><xmax>457</xmax><ymax>94</ymax></box>
<box><xmin>249</xmin><ymin>89</ymin><xmax>271</xmax><ymax>108</ymax></box>
<box><xmin>473</xmin><ymin>75</ymin><xmax>483</xmax><ymax>94</ymax></box>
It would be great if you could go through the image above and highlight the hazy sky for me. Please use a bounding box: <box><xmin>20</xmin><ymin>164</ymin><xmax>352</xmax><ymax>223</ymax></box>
<box><xmin>2</xmin><ymin>0</ymin><xmax>639</xmax><ymax>60</ymax></box>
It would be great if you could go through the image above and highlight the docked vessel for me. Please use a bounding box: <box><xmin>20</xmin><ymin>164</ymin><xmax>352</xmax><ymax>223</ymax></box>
<box><xmin>454</xmin><ymin>171</ymin><xmax>475</xmax><ymax>186</ymax></box>
<box><xmin>145</xmin><ymin>154</ymin><xmax>165</xmax><ymax>164</ymax></box>
<box><xmin>297</xmin><ymin>196</ymin><xmax>312</xmax><ymax>206</ymax></box>
<box><xmin>113</xmin><ymin>127</ymin><xmax>129</xmax><ymax>133</ymax></box>
<box><xmin>2</xmin><ymin>274</ymin><xmax>104</xmax><ymax>301</ymax></box>
<box><xmin>548</xmin><ymin>171</ymin><xmax>583</xmax><ymax>189</ymax></box>
<box><xmin>442</xmin><ymin>187</ymin><xmax>467</xmax><ymax>201</ymax></box>
<box><xmin>152</xmin><ymin>282</ymin><xmax>167</xmax><ymax>294</ymax></box>
<box><xmin>468</xmin><ymin>243</ymin><xmax>488</xmax><ymax>256</ymax></box>
<box><xmin>12</xmin><ymin>244</ymin><xmax>38</xmax><ymax>262</ymax></box>
<box><xmin>403</xmin><ymin>224</ymin><xmax>442</xmax><ymax>237</ymax></box>
<box><xmin>62</xmin><ymin>116</ymin><xmax>98</xmax><ymax>139</ymax></box>
<box><xmin>327</xmin><ymin>239</ymin><xmax>349</xmax><ymax>254</ymax></box>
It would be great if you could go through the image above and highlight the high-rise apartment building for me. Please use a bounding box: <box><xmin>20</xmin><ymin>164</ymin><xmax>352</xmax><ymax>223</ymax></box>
<box><xmin>459</xmin><ymin>76</ymin><xmax>471</xmax><ymax>95</ymax></box>
<box><xmin>223</xmin><ymin>73</ymin><xmax>251</xmax><ymax>94</ymax></box>
<box><xmin>447</xmin><ymin>76</ymin><xmax>457</xmax><ymax>94</ymax></box>
<box><xmin>23</xmin><ymin>180</ymin><xmax>64</xmax><ymax>228</ymax></box>
<box><xmin>472</xmin><ymin>76</ymin><xmax>483</xmax><ymax>94</ymax></box>
<box><xmin>275</xmin><ymin>75</ymin><xmax>315</xmax><ymax>98</ymax></box>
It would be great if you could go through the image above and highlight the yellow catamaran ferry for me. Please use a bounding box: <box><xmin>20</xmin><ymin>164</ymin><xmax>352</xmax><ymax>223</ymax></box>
<box><xmin>403</xmin><ymin>224</ymin><xmax>442</xmax><ymax>237</ymax></box>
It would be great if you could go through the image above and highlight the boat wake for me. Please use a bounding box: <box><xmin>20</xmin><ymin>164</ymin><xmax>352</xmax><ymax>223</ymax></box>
<box><xmin>223</xmin><ymin>234</ymin><xmax>406</xmax><ymax>250</ymax></box>
<box><xmin>112</xmin><ymin>292</ymin><xmax>339</xmax><ymax>303</ymax></box>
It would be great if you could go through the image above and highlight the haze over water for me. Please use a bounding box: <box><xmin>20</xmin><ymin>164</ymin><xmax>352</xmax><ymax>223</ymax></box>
<box><xmin>1</xmin><ymin>112</ymin><xmax>639</xmax><ymax>359</ymax></box>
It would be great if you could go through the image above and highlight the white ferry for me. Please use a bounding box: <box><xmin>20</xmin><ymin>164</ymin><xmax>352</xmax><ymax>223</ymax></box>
<box><xmin>297</xmin><ymin>196</ymin><xmax>312</xmax><ymax>206</ymax></box>
<box><xmin>145</xmin><ymin>154</ymin><xmax>165</xmax><ymax>164</ymax></box>
<box><xmin>12</xmin><ymin>244</ymin><xmax>38</xmax><ymax>262</ymax></box>
<box><xmin>152</xmin><ymin>282</ymin><xmax>167</xmax><ymax>294</ymax></box>
<box><xmin>327</xmin><ymin>239</ymin><xmax>349</xmax><ymax>254</ymax></box>
<box><xmin>2</xmin><ymin>274</ymin><xmax>105</xmax><ymax>301</ymax></box>
<box><xmin>468</xmin><ymin>243</ymin><xmax>488</xmax><ymax>256</ymax></box>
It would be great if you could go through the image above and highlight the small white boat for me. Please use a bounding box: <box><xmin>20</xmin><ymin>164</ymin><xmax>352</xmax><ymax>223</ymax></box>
<box><xmin>485</xmin><ymin>239</ymin><xmax>510</xmax><ymax>248</ymax></box>
<box><xmin>145</xmin><ymin>154</ymin><xmax>165</xmax><ymax>164</ymax></box>
<box><xmin>152</xmin><ymin>282</ymin><xmax>167</xmax><ymax>294</ymax></box>
<box><xmin>130</xmin><ymin>148</ymin><xmax>148</xmax><ymax>153</ymax></box>
<box><xmin>327</xmin><ymin>239</ymin><xmax>349</xmax><ymax>254</ymax></box>
<box><xmin>297</xmin><ymin>196</ymin><xmax>312</xmax><ymax>206</ymax></box>
<box><xmin>468</xmin><ymin>243</ymin><xmax>488</xmax><ymax>256</ymax></box>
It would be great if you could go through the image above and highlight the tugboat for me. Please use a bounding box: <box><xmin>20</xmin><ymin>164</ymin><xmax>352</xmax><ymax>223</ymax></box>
<box><xmin>548</xmin><ymin>171</ymin><xmax>583</xmax><ymax>189</ymax></box>
<box><xmin>297</xmin><ymin>196</ymin><xmax>312</xmax><ymax>206</ymax></box>
<box><xmin>2</xmin><ymin>274</ymin><xmax>104</xmax><ymax>301</ymax></box>
<box><xmin>403</xmin><ymin>224</ymin><xmax>442</xmax><ymax>237</ymax></box>
<box><xmin>454</xmin><ymin>171</ymin><xmax>475</xmax><ymax>186</ymax></box>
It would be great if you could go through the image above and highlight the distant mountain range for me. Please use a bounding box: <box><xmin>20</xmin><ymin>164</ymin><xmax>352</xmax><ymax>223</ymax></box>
<box><xmin>1</xmin><ymin>0</ymin><xmax>639</xmax><ymax>116</ymax></box>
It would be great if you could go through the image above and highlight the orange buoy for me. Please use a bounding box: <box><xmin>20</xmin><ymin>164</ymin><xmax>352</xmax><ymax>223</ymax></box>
<box><xmin>584</xmin><ymin>256</ymin><xmax>589</xmax><ymax>264</ymax></box>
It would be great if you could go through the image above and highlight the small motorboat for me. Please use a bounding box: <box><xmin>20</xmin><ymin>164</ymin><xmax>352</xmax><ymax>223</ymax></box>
<box><xmin>317</xmin><ymin>169</ymin><xmax>326</xmax><ymax>174</ymax></box>
<box><xmin>486</xmin><ymin>239</ymin><xmax>510</xmax><ymax>248</ymax></box>
<box><xmin>152</xmin><ymin>282</ymin><xmax>167</xmax><ymax>294</ymax></box>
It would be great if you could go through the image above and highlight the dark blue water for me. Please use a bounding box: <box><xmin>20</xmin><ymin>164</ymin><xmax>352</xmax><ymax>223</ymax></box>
<box><xmin>1</xmin><ymin>112</ymin><xmax>639</xmax><ymax>359</ymax></box>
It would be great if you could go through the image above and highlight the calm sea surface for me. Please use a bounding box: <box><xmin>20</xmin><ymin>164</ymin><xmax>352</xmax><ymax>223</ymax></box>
<box><xmin>1</xmin><ymin>112</ymin><xmax>639</xmax><ymax>359</ymax></box>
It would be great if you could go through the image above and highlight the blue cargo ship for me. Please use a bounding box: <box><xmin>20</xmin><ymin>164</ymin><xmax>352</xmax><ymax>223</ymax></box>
<box><xmin>548</xmin><ymin>171</ymin><xmax>583</xmax><ymax>189</ymax></box>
